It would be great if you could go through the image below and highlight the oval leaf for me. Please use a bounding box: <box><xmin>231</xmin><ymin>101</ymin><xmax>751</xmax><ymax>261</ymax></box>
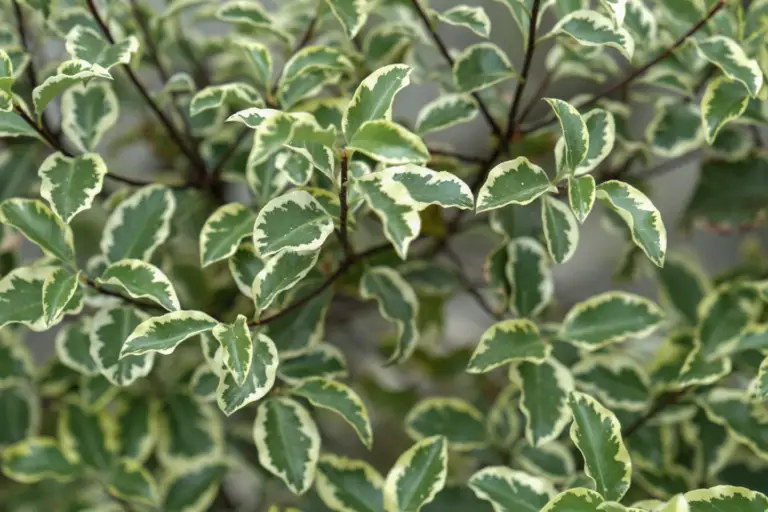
<box><xmin>405</xmin><ymin>398</ymin><xmax>486</xmax><ymax>451</ymax></box>
<box><xmin>453</xmin><ymin>43</ymin><xmax>515</xmax><ymax>93</ymax></box>
<box><xmin>476</xmin><ymin>157</ymin><xmax>554</xmax><ymax>213</ymax></box>
<box><xmin>121</xmin><ymin>311</ymin><xmax>218</xmax><ymax>357</ymax></box>
<box><xmin>200</xmin><ymin>202</ymin><xmax>255</xmax><ymax>267</ymax></box>
<box><xmin>98</xmin><ymin>260</ymin><xmax>179</xmax><ymax>311</ymax></box>
<box><xmin>467</xmin><ymin>319</ymin><xmax>550</xmax><ymax>373</ymax></box>
<box><xmin>384</xmin><ymin>436</ymin><xmax>447</xmax><ymax>512</ymax></box>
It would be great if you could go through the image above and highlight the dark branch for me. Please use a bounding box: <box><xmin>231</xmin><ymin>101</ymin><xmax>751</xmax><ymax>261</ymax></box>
<box><xmin>337</xmin><ymin>150</ymin><xmax>353</xmax><ymax>259</ymax></box>
<box><xmin>444</xmin><ymin>247</ymin><xmax>502</xmax><ymax>321</ymax></box>
<box><xmin>622</xmin><ymin>390</ymin><xmax>687</xmax><ymax>438</ymax></box>
<box><xmin>81</xmin><ymin>276</ymin><xmax>165</xmax><ymax>314</ymax></box>
<box><xmin>505</xmin><ymin>0</ymin><xmax>543</xmax><ymax>141</ymax></box>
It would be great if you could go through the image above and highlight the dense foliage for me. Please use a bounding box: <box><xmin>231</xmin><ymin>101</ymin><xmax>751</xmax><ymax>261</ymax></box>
<box><xmin>0</xmin><ymin>0</ymin><xmax>767</xmax><ymax>510</ymax></box>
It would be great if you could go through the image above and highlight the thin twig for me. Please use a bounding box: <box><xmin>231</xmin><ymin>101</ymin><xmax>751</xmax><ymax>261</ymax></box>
<box><xmin>209</xmin><ymin>127</ymin><xmax>250</xmax><ymax>182</ymax></box>
<box><xmin>428</xmin><ymin>148</ymin><xmax>486</xmax><ymax>164</ymax></box>
<box><xmin>505</xmin><ymin>0</ymin><xmax>543</xmax><ymax>142</ymax></box>
<box><xmin>444</xmin><ymin>246</ymin><xmax>502</xmax><ymax>321</ymax></box>
<box><xmin>622</xmin><ymin>390</ymin><xmax>687</xmax><ymax>438</ymax></box>
<box><xmin>81</xmin><ymin>276</ymin><xmax>165</xmax><ymax>314</ymax></box>
<box><xmin>410</xmin><ymin>0</ymin><xmax>503</xmax><ymax>139</ymax></box>
<box><xmin>523</xmin><ymin>0</ymin><xmax>726</xmax><ymax>134</ymax></box>
<box><xmin>634</xmin><ymin>150</ymin><xmax>701</xmax><ymax>181</ymax></box>
<box><xmin>337</xmin><ymin>150</ymin><xmax>353</xmax><ymax>259</ymax></box>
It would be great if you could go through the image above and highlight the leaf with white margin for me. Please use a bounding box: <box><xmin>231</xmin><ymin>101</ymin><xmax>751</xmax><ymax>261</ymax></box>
<box><xmin>453</xmin><ymin>43</ymin><xmax>515</xmax><ymax>93</ymax></box>
<box><xmin>61</xmin><ymin>81</ymin><xmax>118</xmax><ymax>152</ymax></box>
<box><xmin>695</xmin><ymin>283</ymin><xmax>759</xmax><ymax>359</ymax></box>
<box><xmin>161</xmin><ymin>461</ymin><xmax>227</xmax><ymax>512</ymax></box>
<box><xmin>58</xmin><ymin>399</ymin><xmax>118</xmax><ymax>470</ymax></box>
<box><xmin>343</xmin><ymin>64</ymin><xmax>411</xmax><ymax>139</ymax></box>
<box><xmin>560</xmin><ymin>291</ymin><xmax>664</xmax><ymax>349</ymax></box>
<box><xmin>600</xmin><ymin>0</ymin><xmax>627</xmax><ymax>25</ymax></box>
<box><xmin>701</xmin><ymin>77</ymin><xmax>750</xmax><ymax>144</ymax></box>
<box><xmin>597</xmin><ymin>180</ymin><xmax>666</xmax><ymax>267</ymax></box>
<box><xmin>275</xmin><ymin>149</ymin><xmax>313</xmax><ymax>186</ymax></box>
<box><xmin>32</xmin><ymin>59</ymin><xmax>112</xmax><ymax>117</ymax></box>
<box><xmin>291</xmin><ymin>377</ymin><xmax>372</xmax><ymax>449</ymax></box>
<box><xmin>550</xmin><ymin>10</ymin><xmax>635</xmax><ymax>59</ymax></box>
<box><xmin>189</xmin><ymin>82</ymin><xmax>262</xmax><ymax>116</ymax></box>
<box><xmin>90</xmin><ymin>307</ymin><xmax>155</xmax><ymax>387</ymax></box>
<box><xmin>515</xmin><ymin>442</ymin><xmax>575</xmax><ymax>484</ymax></box>
<box><xmin>325</xmin><ymin>0</ymin><xmax>370</xmax><ymax>39</ymax></box>
<box><xmin>101</xmin><ymin>185</ymin><xmax>176</xmax><ymax>263</ymax></box>
<box><xmin>253</xmin><ymin>250</ymin><xmax>319</xmax><ymax>313</ymax></box>
<box><xmin>252</xmin><ymin>190</ymin><xmax>334</xmax><ymax>258</ymax></box>
<box><xmin>677</xmin><ymin>347</ymin><xmax>731</xmax><ymax>388</ymax></box>
<box><xmin>575</xmin><ymin>109</ymin><xmax>615</xmax><ymax>176</ymax></box>
<box><xmin>516</xmin><ymin>358</ymin><xmax>574</xmax><ymax>447</ymax></box>
<box><xmin>253</xmin><ymin>396</ymin><xmax>321</xmax><ymax>495</ymax></box>
<box><xmin>217</xmin><ymin>332</ymin><xmax>278</xmax><ymax>416</ymax></box>
<box><xmin>359</xmin><ymin>266</ymin><xmax>419</xmax><ymax>364</ymax></box>
<box><xmin>38</xmin><ymin>152</ymin><xmax>107</xmax><ymax>224</ymax></box>
<box><xmin>121</xmin><ymin>310</ymin><xmax>218</xmax><ymax>357</ymax></box>
<box><xmin>506</xmin><ymin>238</ymin><xmax>553</xmax><ymax>317</ymax></box>
<box><xmin>695</xmin><ymin>36</ymin><xmax>763</xmax><ymax>97</ymax></box>
<box><xmin>280</xmin><ymin>46</ymin><xmax>354</xmax><ymax>86</ymax></box>
<box><xmin>56</xmin><ymin>320</ymin><xmax>99</xmax><ymax>375</ymax></box>
<box><xmin>349</xmin><ymin>120</ymin><xmax>429</xmax><ymax>165</ymax></box>
<box><xmin>230</xmin><ymin>109</ymin><xmax>294</xmax><ymax>166</ymax></box>
<box><xmin>361</xmin><ymin>164</ymin><xmax>474</xmax><ymax>211</ymax></box>
<box><xmin>750</xmin><ymin>357</ymin><xmax>768</xmax><ymax>398</ymax></box>
<box><xmin>0</xmin><ymin>50</ymin><xmax>12</xmax><ymax>94</ymax></box>
<box><xmin>570</xmin><ymin>391</ymin><xmax>631</xmax><ymax>501</ymax></box>
<box><xmin>542</xmin><ymin>195</ymin><xmax>580</xmax><ymax>264</ymax></box>
<box><xmin>189</xmin><ymin>363</ymin><xmax>218</xmax><ymax>401</ymax></box>
<box><xmin>97</xmin><ymin>259</ymin><xmax>180</xmax><ymax>312</ymax></box>
<box><xmin>279</xmin><ymin>343</ymin><xmax>348</xmax><ymax>385</ymax></box>
<box><xmin>0</xmin><ymin>380</ymin><xmax>40</xmax><ymax>449</ymax></box>
<box><xmin>0</xmin><ymin>199</ymin><xmax>74</xmax><ymax>263</ymax></box>
<box><xmin>469</xmin><ymin>467</ymin><xmax>555</xmax><ymax>512</ymax></box>
<box><xmin>157</xmin><ymin>391</ymin><xmax>224</xmax><ymax>467</ymax></box>
<box><xmin>476</xmin><ymin>157</ymin><xmax>555</xmax><ymax>213</ymax></box>
<box><xmin>356</xmin><ymin>178</ymin><xmax>420</xmax><ymax>259</ymax></box>
<box><xmin>65</xmin><ymin>27</ymin><xmax>139</xmax><ymax>70</ymax></box>
<box><xmin>278</xmin><ymin>68</ymin><xmax>345</xmax><ymax>110</ymax></box>
<box><xmin>545</xmin><ymin>98</ymin><xmax>589</xmax><ymax>174</ymax></box>
<box><xmin>42</xmin><ymin>268</ymin><xmax>80</xmax><ymax>327</ymax></box>
<box><xmin>107</xmin><ymin>458</ymin><xmax>159</xmax><ymax>505</ymax></box>
<box><xmin>573</xmin><ymin>355</ymin><xmax>650</xmax><ymax>412</ymax></box>
<box><xmin>383</xmin><ymin>436</ymin><xmax>447</xmax><ymax>512</ymax></box>
<box><xmin>0</xmin><ymin>266</ymin><xmax>76</xmax><ymax>331</ymax></box>
<box><xmin>316</xmin><ymin>454</ymin><xmax>384</xmax><ymax>512</ymax></box>
<box><xmin>646</xmin><ymin>102</ymin><xmax>703</xmax><ymax>158</ymax></box>
<box><xmin>624</xmin><ymin>0</ymin><xmax>656</xmax><ymax>50</ymax></box>
<box><xmin>569</xmin><ymin>175</ymin><xmax>596</xmax><ymax>223</ymax></box>
<box><xmin>228</xmin><ymin>243</ymin><xmax>264</xmax><ymax>299</ymax></box>
<box><xmin>435</xmin><ymin>6</ymin><xmax>491</xmax><ymax>37</ymax></box>
<box><xmin>701</xmin><ymin>388</ymin><xmax>768</xmax><ymax>459</ymax></box>
<box><xmin>405</xmin><ymin>398</ymin><xmax>485</xmax><ymax>451</ymax></box>
<box><xmin>199</xmin><ymin>203</ymin><xmax>255</xmax><ymax>267</ymax></box>
<box><xmin>542</xmin><ymin>488</ymin><xmax>606</xmax><ymax>511</ymax></box>
<box><xmin>685</xmin><ymin>486</ymin><xmax>768</xmax><ymax>511</ymax></box>
<box><xmin>1</xmin><ymin>437</ymin><xmax>80</xmax><ymax>483</ymax></box>
<box><xmin>233</xmin><ymin>37</ymin><xmax>272</xmax><ymax>86</ymax></box>
<box><xmin>265</xmin><ymin>277</ymin><xmax>332</xmax><ymax>357</ymax></box>
<box><xmin>116</xmin><ymin>396</ymin><xmax>158</xmax><ymax>463</ymax></box>
<box><xmin>0</xmin><ymin>110</ymin><xmax>40</xmax><ymax>139</ymax></box>
<box><xmin>467</xmin><ymin>319</ymin><xmax>550</xmax><ymax>373</ymax></box>
<box><xmin>212</xmin><ymin>314</ymin><xmax>253</xmax><ymax>386</ymax></box>
<box><xmin>415</xmin><ymin>94</ymin><xmax>479</xmax><ymax>135</ymax></box>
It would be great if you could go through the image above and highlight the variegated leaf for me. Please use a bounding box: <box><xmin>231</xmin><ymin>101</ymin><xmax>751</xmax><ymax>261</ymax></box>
<box><xmin>542</xmin><ymin>488</ymin><xmax>606</xmax><ymax>511</ymax></box>
<box><xmin>360</xmin><ymin>164</ymin><xmax>474</xmax><ymax>211</ymax></box>
<box><xmin>467</xmin><ymin>319</ymin><xmax>550</xmax><ymax>373</ymax></box>
<box><xmin>61</xmin><ymin>81</ymin><xmax>119</xmax><ymax>152</ymax></box>
<box><xmin>199</xmin><ymin>202</ymin><xmax>255</xmax><ymax>267</ymax></box>
<box><xmin>278</xmin><ymin>344</ymin><xmax>348</xmax><ymax>384</ymax></box>
<box><xmin>435</xmin><ymin>6</ymin><xmax>491</xmax><ymax>37</ymax></box>
<box><xmin>216</xmin><ymin>332</ymin><xmax>278</xmax><ymax>416</ymax></box>
<box><xmin>646</xmin><ymin>102</ymin><xmax>703</xmax><ymax>158</ymax></box>
<box><xmin>325</xmin><ymin>0</ymin><xmax>370</xmax><ymax>39</ymax></box>
<box><xmin>121</xmin><ymin>311</ymin><xmax>218</xmax><ymax>357</ymax></box>
<box><xmin>58</xmin><ymin>400</ymin><xmax>117</xmax><ymax>470</ymax></box>
<box><xmin>116</xmin><ymin>396</ymin><xmax>158</xmax><ymax>463</ymax></box>
<box><xmin>316</xmin><ymin>454</ymin><xmax>384</xmax><ymax>512</ymax></box>
<box><xmin>42</xmin><ymin>268</ymin><xmax>80</xmax><ymax>327</ymax></box>
<box><xmin>516</xmin><ymin>441</ymin><xmax>575</xmax><ymax>484</ymax></box>
<box><xmin>405</xmin><ymin>398</ymin><xmax>485</xmax><ymax>451</ymax></box>
<box><xmin>228</xmin><ymin>243</ymin><xmax>264</xmax><ymax>299</ymax></box>
<box><xmin>0</xmin><ymin>199</ymin><xmax>75</xmax><ymax>263</ymax></box>
<box><xmin>695</xmin><ymin>36</ymin><xmax>763</xmax><ymax>97</ymax></box>
<box><xmin>349</xmin><ymin>120</ymin><xmax>429</xmax><ymax>165</ymax></box>
<box><xmin>38</xmin><ymin>152</ymin><xmax>106</xmax><ymax>224</ymax></box>
<box><xmin>573</xmin><ymin>355</ymin><xmax>650</xmax><ymax>411</ymax></box>
<box><xmin>161</xmin><ymin>462</ymin><xmax>227</xmax><ymax>512</ymax></box>
<box><xmin>542</xmin><ymin>195</ymin><xmax>580</xmax><ymax>264</ymax></box>
<box><xmin>383</xmin><ymin>436</ymin><xmax>447</xmax><ymax>512</ymax></box>
<box><xmin>546</xmin><ymin>98</ymin><xmax>589</xmax><ymax>174</ymax></box>
<box><xmin>0</xmin><ymin>266</ymin><xmax>78</xmax><ymax>331</ymax></box>
<box><xmin>32</xmin><ymin>59</ymin><xmax>112</xmax><ymax>117</ymax></box>
<box><xmin>65</xmin><ymin>27</ymin><xmax>139</xmax><ymax>69</ymax></box>
<box><xmin>574</xmin><ymin>109</ymin><xmax>615</xmax><ymax>176</ymax></box>
<box><xmin>415</xmin><ymin>94</ymin><xmax>479</xmax><ymax>135</ymax></box>
<box><xmin>356</xmin><ymin>178</ymin><xmax>419</xmax><ymax>259</ymax></box>
<box><xmin>1</xmin><ymin>437</ymin><xmax>80</xmax><ymax>483</ymax></box>
<box><xmin>211</xmin><ymin>314</ymin><xmax>253</xmax><ymax>386</ymax></box>
<box><xmin>56</xmin><ymin>320</ymin><xmax>99</xmax><ymax>375</ymax></box>
<box><xmin>80</xmin><ymin>374</ymin><xmax>118</xmax><ymax>411</ymax></box>
<box><xmin>695</xmin><ymin>283</ymin><xmax>758</xmax><ymax>359</ymax></box>
<box><xmin>469</xmin><ymin>467</ymin><xmax>556</xmax><ymax>512</ymax></box>
<box><xmin>97</xmin><ymin>259</ymin><xmax>179</xmax><ymax>312</ymax></box>
<box><xmin>253</xmin><ymin>249</ymin><xmax>319</xmax><ymax>313</ymax></box>
<box><xmin>189</xmin><ymin>82</ymin><xmax>262</xmax><ymax>116</ymax></box>
<box><xmin>685</xmin><ymin>486</ymin><xmax>768</xmax><ymax>511</ymax></box>
<box><xmin>157</xmin><ymin>391</ymin><xmax>223</xmax><ymax>466</ymax></box>
<box><xmin>343</xmin><ymin>64</ymin><xmax>411</xmax><ymax>139</ymax></box>
<box><xmin>550</xmin><ymin>10</ymin><xmax>635</xmax><ymax>59</ymax></box>
<box><xmin>569</xmin><ymin>175</ymin><xmax>596</xmax><ymax>223</ymax></box>
<box><xmin>454</xmin><ymin>43</ymin><xmax>515</xmax><ymax>93</ymax></box>
<box><xmin>0</xmin><ymin>380</ymin><xmax>39</xmax><ymax>449</ymax></box>
<box><xmin>0</xmin><ymin>111</ymin><xmax>41</xmax><ymax>139</ymax></box>
<box><xmin>233</xmin><ymin>37</ymin><xmax>272</xmax><ymax>86</ymax></box>
<box><xmin>476</xmin><ymin>158</ymin><xmax>555</xmax><ymax>213</ymax></box>
<box><xmin>90</xmin><ymin>307</ymin><xmax>155</xmax><ymax>387</ymax></box>
<box><xmin>517</xmin><ymin>358</ymin><xmax>574</xmax><ymax>447</ymax></box>
<box><xmin>506</xmin><ymin>238</ymin><xmax>553</xmax><ymax>317</ymax></box>
<box><xmin>701</xmin><ymin>77</ymin><xmax>750</xmax><ymax>144</ymax></box>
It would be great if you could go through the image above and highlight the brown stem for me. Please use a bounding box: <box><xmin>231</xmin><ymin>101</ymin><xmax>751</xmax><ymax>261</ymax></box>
<box><xmin>444</xmin><ymin>246</ymin><xmax>502</xmax><ymax>321</ymax></box>
<box><xmin>505</xmin><ymin>0</ymin><xmax>543</xmax><ymax>142</ymax></box>
<box><xmin>410</xmin><ymin>0</ymin><xmax>503</xmax><ymax>139</ymax></box>
<box><xmin>622</xmin><ymin>390</ymin><xmax>686</xmax><ymax>438</ymax></box>
<box><xmin>337</xmin><ymin>150</ymin><xmax>353</xmax><ymax>259</ymax></box>
<box><xmin>81</xmin><ymin>276</ymin><xmax>165</xmax><ymax>314</ymax></box>
<box><xmin>523</xmin><ymin>0</ymin><xmax>726</xmax><ymax>134</ymax></box>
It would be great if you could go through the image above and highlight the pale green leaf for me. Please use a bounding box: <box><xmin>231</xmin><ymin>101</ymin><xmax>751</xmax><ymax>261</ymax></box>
<box><xmin>97</xmin><ymin>259</ymin><xmax>180</xmax><ymax>312</ymax></box>
<box><xmin>405</xmin><ymin>398</ymin><xmax>486</xmax><ymax>451</ymax></box>
<box><xmin>476</xmin><ymin>157</ymin><xmax>555</xmax><ymax>213</ymax></box>
<box><xmin>38</xmin><ymin>152</ymin><xmax>107</xmax><ymax>224</ymax></box>
<box><xmin>121</xmin><ymin>311</ymin><xmax>218</xmax><ymax>357</ymax></box>
<box><xmin>453</xmin><ymin>43</ymin><xmax>515</xmax><ymax>93</ymax></box>
<box><xmin>467</xmin><ymin>319</ymin><xmax>550</xmax><ymax>373</ymax></box>
<box><xmin>383</xmin><ymin>436</ymin><xmax>447</xmax><ymax>512</ymax></box>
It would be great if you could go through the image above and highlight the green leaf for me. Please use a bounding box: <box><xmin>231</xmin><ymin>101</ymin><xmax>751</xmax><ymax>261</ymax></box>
<box><xmin>265</xmin><ymin>277</ymin><xmax>332</xmax><ymax>357</ymax></box>
<box><xmin>32</xmin><ymin>59</ymin><xmax>112</xmax><ymax>117</ymax></box>
<box><xmin>541</xmin><ymin>488</ymin><xmax>606</xmax><ymax>511</ymax></box>
<box><xmin>316</xmin><ymin>454</ymin><xmax>385</xmax><ymax>512</ymax></box>
<box><xmin>228</xmin><ymin>243</ymin><xmax>264</xmax><ymax>299</ymax></box>
<box><xmin>216</xmin><ymin>332</ymin><xmax>278</xmax><ymax>416</ymax></box>
<box><xmin>573</xmin><ymin>355</ymin><xmax>650</xmax><ymax>412</ymax></box>
<box><xmin>199</xmin><ymin>202</ymin><xmax>255</xmax><ymax>267</ymax></box>
<box><xmin>253</xmin><ymin>396</ymin><xmax>321</xmax><ymax>495</ymax></box>
<box><xmin>550</xmin><ymin>10</ymin><xmax>635</xmax><ymax>59</ymax></box>
<box><xmin>0</xmin><ymin>266</ymin><xmax>76</xmax><ymax>332</ymax></box>
<box><xmin>453</xmin><ymin>43</ymin><xmax>515</xmax><ymax>93</ymax></box>
<box><xmin>415</xmin><ymin>94</ymin><xmax>479</xmax><ymax>135</ymax></box>
<box><xmin>701</xmin><ymin>389</ymin><xmax>768</xmax><ymax>460</ymax></box>
<box><xmin>476</xmin><ymin>157</ymin><xmax>555</xmax><ymax>213</ymax></box>
<box><xmin>343</xmin><ymin>64</ymin><xmax>411</xmax><ymax>139</ymax></box>
<box><xmin>190</xmin><ymin>364</ymin><xmax>218</xmax><ymax>401</ymax></box>
<box><xmin>467</xmin><ymin>319</ymin><xmax>550</xmax><ymax>373</ymax></box>
<box><xmin>360</xmin><ymin>266</ymin><xmax>419</xmax><ymax>364</ymax></box>
<box><xmin>80</xmin><ymin>374</ymin><xmax>117</xmax><ymax>410</ymax></box>
<box><xmin>560</xmin><ymin>291</ymin><xmax>664</xmax><ymax>349</ymax></box>
<box><xmin>516</xmin><ymin>441</ymin><xmax>575</xmax><ymax>484</ymax></box>
<box><xmin>541</xmin><ymin>195</ymin><xmax>582</xmax><ymax>266</ymax></box>
<box><xmin>383</xmin><ymin>436</ymin><xmax>447</xmax><ymax>512</ymax></box>
<box><xmin>596</xmin><ymin>180</ymin><xmax>667</xmax><ymax>267</ymax></box>
<box><xmin>162</xmin><ymin>462</ymin><xmax>226</xmax><ymax>512</ymax></box>
<box><xmin>356</xmin><ymin>176</ymin><xmax>420</xmax><ymax>259</ymax></box>
<box><xmin>0</xmin><ymin>199</ymin><xmax>74</xmax><ymax>263</ymax></box>
<box><xmin>646</xmin><ymin>102</ymin><xmax>703</xmax><ymax>158</ymax></box>
<box><xmin>568</xmin><ymin>391</ymin><xmax>631</xmax><ymax>501</ymax></box>
<box><xmin>325</xmin><ymin>0</ymin><xmax>370</xmax><ymax>39</ymax></box>
<box><xmin>517</xmin><ymin>358</ymin><xmax>574</xmax><ymax>446</ymax></box>
<box><xmin>233</xmin><ymin>37</ymin><xmax>272</xmax><ymax>86</ymax></box>
<box><xmin>505</xmin><ymin>238</ymin><xmax>553</xmax><ymax>317</ymax></box>
<box><xmin>349</xmin><ymin>120</ymin><xmax>429</xmax><ymax>165</ymax></box>
<box><xmin>655</xmin><ymin>254</ymin><xmax>710</xmax><ymax>325</ymax></box>
<box><xmin>61</xmin><ymin>81</ymin><xmax>119</xmax><ymax>152</ymax></box>
<box><xmin>469</xmin><ymin>467</ymin><xmax>555</xmax><ymax>512</ymax></box>
<box><xmin>436</xmin><ymin>6</ymin><xmax>491</xmax><ymax>37</ymax></box>
<box><xmin>157</xmin><ymin>391</ymin><xmax>223</xmax><ymax>466</ymax></box>
<box><xmin>2</xmin><ymin>437</ymin><xmax>80</xmax><ymax>483</ymax></box>
<box><xmin>701</xmin><ymin>77</ymin><xmax>750</xmax><ymax>144</ymax></box>
<box><xmin>253</xmin><ymin>250</ymin><xmax>320</xmax><ymax>313</ymax></box>
<box><xmin>0</xmin><ymin>381</ymin><xmax>39</xmax><ymax>448</ymax></box>
<box><xmin>212</xmin><ymin>314</ymin><xmax>253</xmax><ymax>386</ymax></box>
<box><xmin>121</xmin><ymin>310</ymin><xmax>218</xmax><ymax>357</ymax></box>
<box><xmin>65</xmin><ymin>27</ymin><xmax>139</xmax><ymax>70</ymax></box>
<box><xmin>56</xmin><ymin>320</ymin><xmax>99</xmax><ymax>375</ymax></box>
<box><xmin>545</xmin><ymin>98</ymin><xmax>589</xmax><ymax>174</ymax></box>
<box><xmin>677</xmin><ymin>346</ymin><xmax>731</xmax><ymax>388</ymax></box>
<box><xmin>574</xmin><ymin>109</ymin><xmax>615</xmax><ymax>176</ymax></box>
<box><xmin>58</xmin><ymin>400</ymin><xmax>117</xmax><ymax>470</ymax></box>
<box><xmin>90</xmin><ymin>307</ymin><xmax>155</xmax><ymax>386</ymax></box>
<box><xmin>216</xmin><ymin>0</ymin><xmax>272</xmax><ymax>27</ymax></box>
<box><xmin>98</xmin><ymin>259</ymin><xmax>179</xmax><ymax>312</ymax></box>
<box><xmin>279</xmin><ymin>343</ymin><xmax>348</xmax><ymax>385</ymax></box>
<box><xmin>685</xmin><ymin>487</ymin><xmax>768</xmax><ymax>512</ymax></box>
<box><xmin>107</xmin><ymin>458</ymin><xmax>158</xmax><ymax>505</ymax></box>
<box><xmin>0</xmin><ymin>50</ymin><xmax>13</xmax><ymax>94</ymax></box>
<box><xmin>751</xmin><ymin>356</ymin><xmax>768</xmax><ymax>398</ymax></box>
<box><xmin>101</xmin><ymin>185</ymin><xmax>176</xmax><ymax>263</ymax></box>
<box><xmin>189</xmin><ymin>82</ymin><xmax>262</xmax><ymax>116</ymax></box>
<box><xmin>252</xmin><ymin>190</ymin><xmax>334</xmax><ymax>258</ymax></box>
<box><xmin>291</xmin><ymin>377</ymin><xmax>372</xmax><ymax>449</ymax></box>
<box><xmin>405</xmin><ymin>398</ymin><xmax>485</xmax><ymax>451</ymax></box>
<box><xmin>280</xmin><ymin>46</ymin><xmax>354</xmax><ymax>86</ymax></box>
<box><xmin>695</xmin><ymin>36</ymin><xmax>763</xmax><ymax>97</ymax></box>
<box><xmin>0</xmin><ymin>110</ymin><xmax>41</xmax><ymax>139</ymax></box>
<box><xmin>695</xmin><ymin>283</ymin><xmax>758</xmax><ymax>359</ymax></box>
<box><xmin>487</xmin><ymin>385</ymin><xmax>520</xmax><ymax>449</ymax></box>
<box><xmin>116</xmin><ymin>396</ymin><xmax>157</xmax><ymax>463</ymax></box>
<box><xmin>360</xmin><ymin>164</ymin><xmax>474</xmax><ymax>211</ymax></box>
<box><xmin>569</xmin><ymin>175</ymin><xmax>596</xmax><ymax>223</ymax></box>
<box><xmin>38</xmin><ymin>152</ymin><xmax>107</xmax><ymax>224</ymax></box>
<box><xmin>42</xmin><ymin>268</ymin><xmax>80</xmax><ymax>327</ymax></box>
<box><xmin>278</xmin><ymin>68</ymin><xmax>344</xmax><ymax>110</ymax></box>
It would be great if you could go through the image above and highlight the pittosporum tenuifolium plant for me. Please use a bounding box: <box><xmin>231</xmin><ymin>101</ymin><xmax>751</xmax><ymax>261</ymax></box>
<box><xmin>0</xmin><ymin>0</ymin><xmax>768</xmax><ymax>509</ymax></box>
